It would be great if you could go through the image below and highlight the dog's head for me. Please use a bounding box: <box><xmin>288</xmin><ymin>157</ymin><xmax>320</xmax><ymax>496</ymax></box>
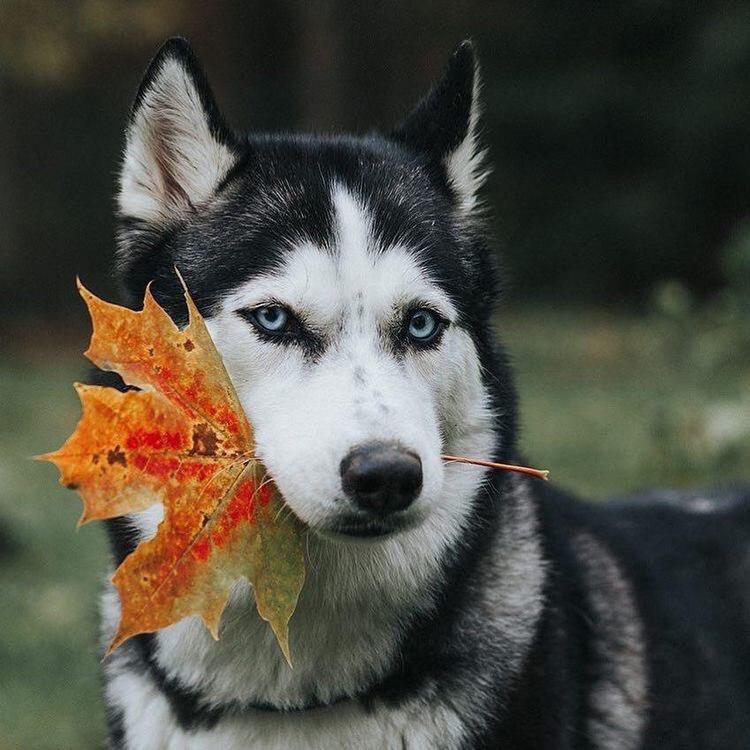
<box><xmin>116</xmin><ymin>38</ymin><xmax>516</xmax><ymax>549</ymax></box>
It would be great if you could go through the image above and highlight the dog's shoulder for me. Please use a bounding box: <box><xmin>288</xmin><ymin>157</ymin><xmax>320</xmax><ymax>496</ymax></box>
<box><xmin>536</xmin><ymin>480</ymin><xmax>750</xmax><ymax>561</ymax></box>
<box><xmin>532</xmin><ymin>482</ymin><xmax>750</xmax><ymax>749</ymax></box>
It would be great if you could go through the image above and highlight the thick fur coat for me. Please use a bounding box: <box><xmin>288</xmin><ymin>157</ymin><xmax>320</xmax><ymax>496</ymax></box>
<box><xmin>101</xmin><ymin>39</ymin><xmax>750</xmax><ymax>749</ymax></box>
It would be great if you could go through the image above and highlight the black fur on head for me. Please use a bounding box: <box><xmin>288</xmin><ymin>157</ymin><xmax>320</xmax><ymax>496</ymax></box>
<box><xmin>115</xmin><ymin>37</ymin><xmax>516</xmax><ymax>460</ymax></box>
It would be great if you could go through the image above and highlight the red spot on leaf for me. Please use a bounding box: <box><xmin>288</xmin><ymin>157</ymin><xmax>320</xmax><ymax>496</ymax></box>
<box><xmin>227</xmin><ymin>480</ymin><xmax>256</xmax><ymax>526</ymax></box>
<box><xmin>258</xmin><ymin>483</ymin><xmax>272</xmax><ymax>507</ymax></box>
<box><xmin>199</xmin><ymin>464</ymin><xmax>216</xmax><ymax>482</ymax></box>
<box><xmin>166</xmin><ymin>432</ymin><xmax>184</xmax><ymax>450</ymax></box>
<box><xmin>147</xmin><ymin>456</ymin><xmax>179</xmax><ymax>479</ymax></box>
<box><xmin>177</xmin><ymin>461</ymin><xmax>201</xmax><ymax>481</ymax></box>
<box><xmin>211</xmin><ymin>526</ymin><xmax>229</xmax><ymax>548</ymax></box>
<box><xmin>198</xmin><ymin>398</ymin><xmax>217</xmax><ymax>418</ymax></box>
<box><xmin>218</xmin><ymin>407</ymin><xmax>240</xmax><ymax>434</ymax></box>
<box><xmin>191</xmin><ymin>537</ymin><xmax>211</xmax><ymax>562</ymax></box>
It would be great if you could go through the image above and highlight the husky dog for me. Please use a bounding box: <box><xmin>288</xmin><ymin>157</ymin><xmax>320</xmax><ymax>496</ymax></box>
<box><xmin>102</xmin><ymin>38</ymin><xmax>750</xmax><ymax>749</ymax></box>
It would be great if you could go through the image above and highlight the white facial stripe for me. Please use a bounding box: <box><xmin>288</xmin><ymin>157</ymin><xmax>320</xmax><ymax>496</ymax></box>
<box><xmin>220</xmin><ymin>190</ymin><xmax>455</xmax><ymax>329</ymax></box>
<box><xmin>331</xmin><ymin>185</ymin><xmax>457</xmax><ymax>322</ymax></box>
<box><xmin>332</xmin><ymin>184</ymin><xmax>371</xmax><ymax>281</ymax></box>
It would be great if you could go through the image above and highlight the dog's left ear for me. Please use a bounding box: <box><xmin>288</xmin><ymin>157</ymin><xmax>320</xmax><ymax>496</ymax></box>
<box><xmin>119</xmin><ymin>38</ymin><xmax>238</xmax><ymax>224</ymax></box>
<box><xmin>393</xmin><ymin>41</ymin><xmax>486</xmax><ymax>217</ymax></box>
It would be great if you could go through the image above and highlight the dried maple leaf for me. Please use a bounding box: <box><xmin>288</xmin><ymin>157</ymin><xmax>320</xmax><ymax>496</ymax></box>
<box><xmin>40</xmin><ymin>277</ymin><xmax>305</xmax><ymax>663</ymax></box>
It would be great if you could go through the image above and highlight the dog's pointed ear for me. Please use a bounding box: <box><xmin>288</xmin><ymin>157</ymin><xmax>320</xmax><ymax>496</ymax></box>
<box><xmin>118</xmin><ymin>38</ymin><xmax>237</xmax><ymax>223</ymax></box>
<box><xmin>393</xmin><ymin>41</ymin><xmax>487</xmax><ymax>217</ymax></box>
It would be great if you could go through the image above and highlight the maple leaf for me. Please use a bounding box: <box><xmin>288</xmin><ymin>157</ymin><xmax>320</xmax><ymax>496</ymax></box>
<box><xmin>40</xmin><ymin>276</ymin><xmax>305</xmax><ymax>664</ymax></box>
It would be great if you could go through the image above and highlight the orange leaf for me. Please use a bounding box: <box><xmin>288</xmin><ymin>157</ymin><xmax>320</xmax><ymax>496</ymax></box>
<box><xmin>40</xmin><ymin>276</ymin><xmax>305</xmax><ymax>664</ymax></box>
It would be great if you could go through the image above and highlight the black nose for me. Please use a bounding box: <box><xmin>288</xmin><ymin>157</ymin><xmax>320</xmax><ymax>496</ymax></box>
<box><xmin>340</xmin><ymin>442</ymin><xmax>423</xmax><ymax>515</ymax></box>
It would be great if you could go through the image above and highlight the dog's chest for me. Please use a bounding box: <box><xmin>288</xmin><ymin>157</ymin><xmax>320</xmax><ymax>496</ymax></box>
<box><xmin>110</xmin><ymin>666</ymin><xmax>465</xmax><ymax>750</ymax></box>
<box><xmin>103</xmin><ymin>566</ymin><xmax>467</xmax><ymax>749</ymax></box>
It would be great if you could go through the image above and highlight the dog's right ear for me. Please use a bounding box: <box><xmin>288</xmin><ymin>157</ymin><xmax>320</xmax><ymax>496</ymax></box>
<box><xmin>393</xmin><ymin>41</ymin><xmax>486</xmax><ymax>219</ymax></box>
<box><xmin>119</xmin><ymin>38</ymin><xmax>237</xmax><ymax>224</ymax></box>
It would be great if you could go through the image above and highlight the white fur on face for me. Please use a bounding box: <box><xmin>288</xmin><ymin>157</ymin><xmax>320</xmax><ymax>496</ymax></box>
<box><xmin>207</xmin><ymin>185</ymin><xmax>494</xmax><ymax>538</ymax></box>
<box><xmin>119</xmin><ymin>57</ymin><xmax>235</xmax><ymax>223</ymax></box>
<box><xmin>117</xmin><ymin>184</ymin><xmax>496</xmax><ymax>711</ymax></box>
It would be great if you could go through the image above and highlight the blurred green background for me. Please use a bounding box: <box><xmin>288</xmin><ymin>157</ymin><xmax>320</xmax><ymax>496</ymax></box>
<box><xmin>1</xmin><ymin>1</ymin><xmax>749</xmax><ymax>748</ymax></box>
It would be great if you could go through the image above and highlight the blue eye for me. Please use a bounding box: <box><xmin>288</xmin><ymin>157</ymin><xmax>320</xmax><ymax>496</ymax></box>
<box><xmin>252</xmin><ymin>305</ymin><xmax>289</xmax><ymax>333</ymax></box>
<box><xmin>407</xmin><ymin>309</ymin><xmax>442</xmax><ymax>343</ymax></box>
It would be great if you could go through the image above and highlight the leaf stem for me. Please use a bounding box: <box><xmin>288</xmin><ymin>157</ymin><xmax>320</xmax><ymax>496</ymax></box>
<box><xmin>441</xmin><ymin>454</ymin><xmax>549</xmax><ymax>481</ymax></box>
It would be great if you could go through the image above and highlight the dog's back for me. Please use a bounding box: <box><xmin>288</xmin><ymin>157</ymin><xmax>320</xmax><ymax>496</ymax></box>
<box><xmin>516</xmin><ymin>484</ymin><xmax>750</xmax><ymax>750</ymax></box>
<box><xmin>603</xmin><ymin>488</ymin><xmax>750</xmax><ymax>747</ymax></box>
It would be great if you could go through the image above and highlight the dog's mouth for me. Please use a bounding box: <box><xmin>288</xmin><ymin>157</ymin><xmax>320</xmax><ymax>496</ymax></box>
<box><xmin>314</xmin><ymin>510</ymin><xmax>423</xmax><ymax>542</ymax></box>
<box><xmin>328</xmin><ymin>521</ymin><xmax>394</xmax><ymax>538</ymax></box>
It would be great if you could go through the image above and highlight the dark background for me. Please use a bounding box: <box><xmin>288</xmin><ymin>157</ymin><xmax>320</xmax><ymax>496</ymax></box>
<box><xmin>2</xmin><ymin>0</ymin><xmax>750</xmax><ymax>336</ymax></box>
<box><xmin>1</xmin><ymin>3</ymin><xmax>749</xmax><ymax>748</ymax></box>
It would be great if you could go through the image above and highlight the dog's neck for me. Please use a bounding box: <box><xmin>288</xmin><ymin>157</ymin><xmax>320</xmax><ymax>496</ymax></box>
<box><xmin>119</xmin><ymin>517</ymin><xmax>447</xmax><ymax>711</ymax></box>
<box><xmin>104</xmin><ymin>475</ymin><xmax>544</xmax><ymax>717</ymax></box>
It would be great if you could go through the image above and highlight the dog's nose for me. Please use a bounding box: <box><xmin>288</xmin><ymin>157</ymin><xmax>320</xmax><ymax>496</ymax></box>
<box><xmin>340</xmin><ymin>442</ymin><xmax>422</xmax><ymax>515</ymax></box>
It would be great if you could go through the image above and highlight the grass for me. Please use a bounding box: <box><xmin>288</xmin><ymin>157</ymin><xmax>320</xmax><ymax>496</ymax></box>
<box><xmin>504</xmin><ymin>307</ymin><xmax>750</xmax><ymax>495</ymax></box>
<box><xmin>0</xmin><ymin>306</ymin><xmax>748</xmax><ymax>749</ymax></box>
<box><xmin>0</xmin><ymin>360</ymin><xmax>108</xmax><ymax>750</ymax></box>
